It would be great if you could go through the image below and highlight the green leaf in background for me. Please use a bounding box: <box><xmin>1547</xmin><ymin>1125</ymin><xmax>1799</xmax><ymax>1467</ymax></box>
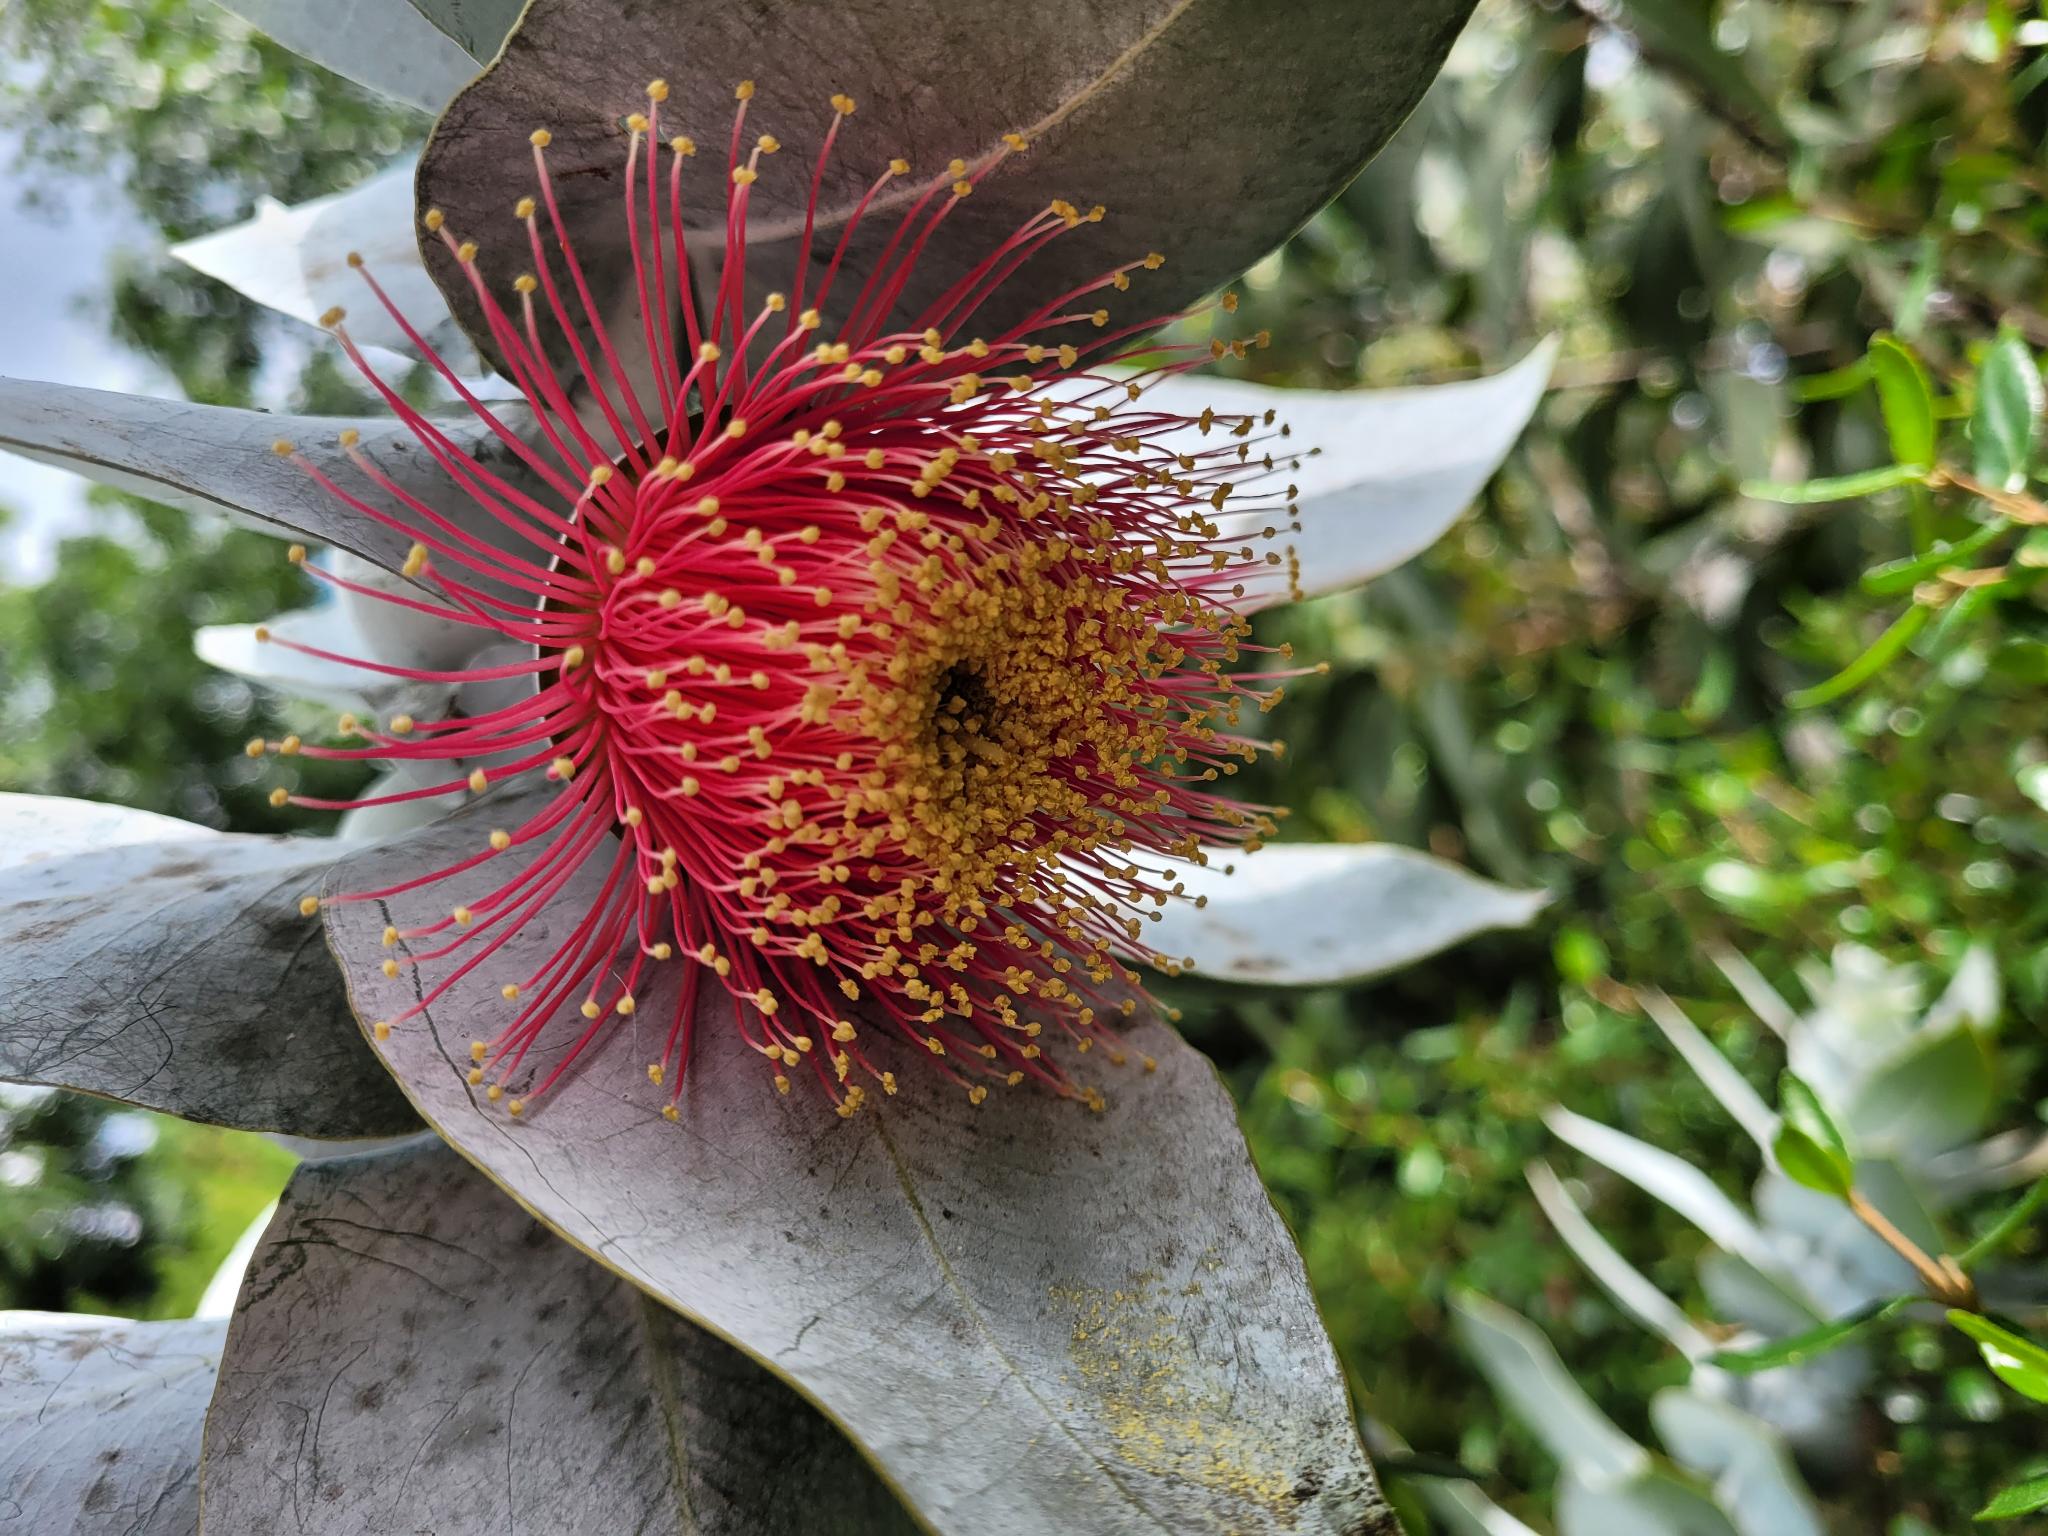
<box><xmin>1861</xmin><ymin>522</ymin><xmax>2010</xmax><ymax>595</ymax></box>
<box><xmin>1948</xmin><ymin>1311</ymin><xmax>2048</xmax><ymax>1404</ymax></box>
<box><xmin>1742</xmin><ymin>464</ymin><xmax>1926</xmax><ymax>504</ymax></box>
<box><xmin>1784</xmin><ymin>603</ymin><xmax>1931</xmax><ymax>709</ymax></box>
<box><xmin>1977</xmin><ymin>1474</ymin><xmax>2048</xmax><ymax>1522</ymax></box>
<box><xmin>1772</xmin><ymin>1124</ymin><xmax>1853</xmax><ymax>1199</ymax></box>
<box><xmin>1869</xmin><ymin>334</ymin><xmax>1938</xmax><ymax>470</ymax></box>
<box><xmin>1970</xmin><ymin>327</ymin><xmax>2045</xmax><ymax>492</ymax></box>
<box><xmin>1605</xmin><ymin>0</ymin><xmax>1786</xmax><ymax>147</ymax></box>
<box><xmin>1959</xmin><ymin>1175</ymin><xmax>2048</xmax><ymax>1268</ymax></box>
<box><xmin>1777</xmin><ymin>1073</ymin><xmax>1853</xmax><ymax>1180</ymax></box>
<box><xmin>1790</xmin><ymin>357</ymin><xmax>1872</xmax><ymax>403</ymax></box>
<box><xmin>1707</xmin><ymin>1297</ymin><xmax>1913</xmax><ymax>1374</ymax></box>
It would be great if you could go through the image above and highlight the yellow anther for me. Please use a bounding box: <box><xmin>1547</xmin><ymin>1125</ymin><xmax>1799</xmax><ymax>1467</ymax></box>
<box><xmin>489</xmin><ymin>829</ymin><xmax>512</xmax><ymax>851</ymax></box>
<box><xmin>297</xmin><ymin>895</ymin><xmax>320</xmax><ymax>917</ymax></box>
<box><xmin>514</xmin><ymin>195</ymin><xmax>536</xmax><ymax>219</ymax></box>
<box><xmin>831</xmin><ymin>92</ymin><xmax>856</xmax><ymax>115</ymax></box>
<box><xmin>286</xmin><ymin>543</ymin><xmax>307</xmax><ymax>564</ymax></box>
<box><xmin>468</xmin><ymin>768</ymin><xmax>489</xmax><ymax>793</ymax></box>
<box><xmin>529</xmin><ymin>129</ymin><xmax>553</xmax><ymax>148</ymax></box>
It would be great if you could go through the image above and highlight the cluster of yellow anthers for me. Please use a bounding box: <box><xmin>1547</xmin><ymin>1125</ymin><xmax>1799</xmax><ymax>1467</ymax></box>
<box><xmin>253</xmin><ymin>76</ymin><xmax>1315</xmax><ymax>1120</ymax></box>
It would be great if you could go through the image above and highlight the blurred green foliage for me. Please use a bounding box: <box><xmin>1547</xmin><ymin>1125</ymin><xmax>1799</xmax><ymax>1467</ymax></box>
<box><xmin>2</xmin><ymin>1</ymin><xmax>2047</xmax><ymax>1532</ymax></box>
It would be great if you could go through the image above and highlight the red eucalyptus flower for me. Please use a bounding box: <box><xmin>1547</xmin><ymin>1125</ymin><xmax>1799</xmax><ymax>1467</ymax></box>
<box><xmin>262</xmin><ymin>80</ymin><xmax>1309</xmax><ymax>1117</ymax></box>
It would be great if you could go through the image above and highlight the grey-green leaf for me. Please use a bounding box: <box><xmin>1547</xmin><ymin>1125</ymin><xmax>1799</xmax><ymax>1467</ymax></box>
<box><xmin>0</xmin><ymin>378</ymin><xmax>537</xmax><ymax>582</ymax></box>
<box><xmin>1971</xmin><ymin>327</ymin><xmax>2044</xmax><ymax>492</ymax></box>
<box><xmin>210</xmin><ymin>0</ymin><xmax>477</xmax><ymax>111</ymax></box>
<box><xmin>0</xmin><ymin>1311</ymin><xmax>223</xmax><ymax>1536</ymax></box>
<box><xmin>322</xmin><ymin>811</ymin><xmax>1396</xmax><ymax>1536</ymax></box>
<box><xmin>417</xmin><ymin>0</ymin><xmax>1478</xmax><ymax>370</ymax></box>
<box><xmin>1449</xmin><ymin>1291</ymin><xmax>1646</xmax><ymax>1482</ymax></box>
<box><xmin>1648</xmin><ymin>1390</ymin><xmax>1824</xmax><ymax>1536</ymax></box>
<box><xmin>201</xmin><ymin>1138</ymin><xmax>920</xmax><ymax>1535</ymax></box>
<box><xmin>0</xmin><ymin>793</ymin><xmax>417</xmax><ymax>1139</ymax></box>
<box><xmin>409</xmin><ymin>0</ymin><xmax>526</xmax><ymax>59</ymax></box>
<box><xmin>1843</xmin><ymin>1021</ymin><xmax>1997</xmax><ymax>1160</ymax></box>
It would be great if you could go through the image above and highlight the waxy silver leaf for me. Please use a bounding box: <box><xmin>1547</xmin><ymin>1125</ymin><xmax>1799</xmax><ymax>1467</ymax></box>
<box><xmin>0</xmin><ymin>794</ymin><xmax>416</xmax><ymax>1138</ymax></box>
<box><xmin>202</xmin><ymin>1138</ymin><xmax>920</xmax><ymax>1535</ymax></box>
<box><xmin>417</xmin><ymin>0</ymin><xmax>1479</xmax><ymax>374</ymax></box>
<box><xmin>0</xmin><ymin>1311</ymin><xmax>222</xmax><ymax>1536</ymax></box>
<box><xmin>323</xmin><ymin>807</ymin><xmax>1399</xmax><ymax>1536</ymax></box>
